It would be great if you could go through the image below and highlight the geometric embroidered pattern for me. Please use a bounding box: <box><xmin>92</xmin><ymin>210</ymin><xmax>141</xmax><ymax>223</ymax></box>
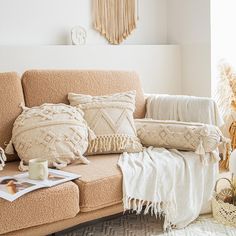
<box><xmin>135</xmin><ymin>119</ymin><xmax>224</xmax><ymax>154</ymax></box>
<box><xmin>9</xmin><ymin>103</ymin><xmax>91</xmax><ymax>169</ymax></box>
<box><xmin>68</xmin><ymin>91</ymin><xmax>142</xmax><ymax>155</ymax></box>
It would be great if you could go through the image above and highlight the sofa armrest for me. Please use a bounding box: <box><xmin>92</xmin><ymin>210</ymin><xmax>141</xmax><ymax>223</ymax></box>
<box><xmin>144</xmin><ymin>94</ymin><xmax>224</xmax><ymax>127</ymax></box>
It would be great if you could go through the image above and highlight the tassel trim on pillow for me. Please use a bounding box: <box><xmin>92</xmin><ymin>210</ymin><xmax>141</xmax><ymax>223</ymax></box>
<box><xmin>19</xmin><ymin>160</ymin><xmax>29</xmax><ymax>172</ymax></box>
<box><xmin>5</xmin><ymin>140</ymin><xmax>15</xmax><ymax>155</ymax></box>
<box><xmin>0</xmin><ymin>147</ymin><xmax>6</xmax><ymax>171</ymax></box>
<box><xmin>195</xmin><ymin>132</ymin><xmax>231</xmax><ymax>166</ymax></box>
<box><xmin>87</xmin><ymin>135</ymin><xmax>142</xmax><ymax>154</ymax></box>
<box><xmin>18</xmin><ymin>151</ymin><xmax>90</xmax><ymax>171</ymax></box>
<box><xmin>88</xmin><ymin>127</ymin><xmax>96</xmax><ymax>141</ymax></box>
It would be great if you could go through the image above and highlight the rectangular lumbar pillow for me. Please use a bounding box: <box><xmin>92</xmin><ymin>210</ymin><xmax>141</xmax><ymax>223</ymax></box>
<box><xmin>68</xmin><ymin>91</ymin><xmax>143</xmax><ymax>155</ymax></box>
<box><xmin>5</xmin><ymin>103</ymin><xmax>94</xmax><ymax>171</ymax></box>
<box><xmin>135</xmin><ymin>119</ymin><xmax>229</xmax><ymax>157</ymax></box>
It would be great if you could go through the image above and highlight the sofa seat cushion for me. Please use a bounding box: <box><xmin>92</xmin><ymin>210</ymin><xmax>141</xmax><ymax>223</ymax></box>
<box><xmin>63</xmin><ymin>154</ymin><xmax>122</xmax><ymax>212</ymax></box>
<box><xmin>0</xmin><ymin>162</ymin><xmax>80</xmax><ymax>235</ymax></box>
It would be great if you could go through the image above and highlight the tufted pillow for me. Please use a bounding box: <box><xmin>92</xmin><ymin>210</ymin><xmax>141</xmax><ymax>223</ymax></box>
<box><xmin>135</xmin><ymin>119</ymin><xmax>229</xmax><ymax>157</ymax></box>
<box><xmin>5</xmin><ymin>103</ymin><xmax>94</xmax><ymax>171</ymax></box>
<box><xmin>68</xmin><ymin>91</ymin><xmax>143</xmax><ymax>155</ymax></box>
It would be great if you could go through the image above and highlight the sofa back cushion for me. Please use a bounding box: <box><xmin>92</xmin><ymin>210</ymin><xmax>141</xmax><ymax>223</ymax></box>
<box><xmin>22</xmin><ymin>70</ymin><xmax>146</xmax><ymax>118</ymax></box>
<box><xmin>0</xmin><ymin>72</ymin><xmax>25</xmax><ymax>161</ymax></box>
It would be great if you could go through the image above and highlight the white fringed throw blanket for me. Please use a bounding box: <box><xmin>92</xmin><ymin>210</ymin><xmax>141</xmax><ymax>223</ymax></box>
<box><xmin>145</xmin><ymin>94</ymin><xmax>224</xmax><ymax>127</ymax></box>
<box><xmin>118</xmin><ymin>147</ymin><xmax>218</xmax><ymax>230</ymax></box>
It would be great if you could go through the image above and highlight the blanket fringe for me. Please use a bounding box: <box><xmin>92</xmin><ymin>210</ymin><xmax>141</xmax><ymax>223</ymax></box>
<box><xmin>124</xmin><ymin>196</ymin><xmax>175</xmax><ymax>231</ymax></box>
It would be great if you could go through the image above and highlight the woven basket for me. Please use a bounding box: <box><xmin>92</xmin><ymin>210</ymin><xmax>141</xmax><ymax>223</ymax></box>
<box><xmin>212</xmin><ymin>178</ymin><xmax>236</xmax><ymax>227</ymax></box>
<box><xmin>212</xmin><ymin>195</ymin><xmax>236</xmax><ymax>227</ymax></box>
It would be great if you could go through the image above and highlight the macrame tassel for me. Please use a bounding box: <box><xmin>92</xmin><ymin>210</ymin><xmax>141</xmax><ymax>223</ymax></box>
<box><xmin>18</xmin><ymin>160</ymin><xmax>29</xmax><ymax>172</ymax></box>
<box><xmin>52</xmin><ymin>161</ymin><xmax>67</xmax><ymax>170</ymax></box>
<box><xmin>197</xmin><ymin>129</ymin><xmax>209</xmax><ymax>165</ymax></box>
<box><xmin>87</xmin><ymin>135</ymin><xmax>141</xmax><ymax>154</ymax></box>
<box><xmin>210</xmin><ymin>150</ymin><xmax>221</xmax><ymax>163</ymax></box>
<box><xmin>0</xmin><ymin>147</ymin><xmax>7</xmax><ymax>171</ymax></box>
<box><xmin>5</xmin><ymin>140</ymin><xmax>15</xmax><ymax>155</ymax></box>
<box><xmin>195</xmin><ymin>139</ymin><xmax>206</xmax><ymax>156</ymax></box>
<box><xmin>93</xmin><ymin>0</ymin><xmax>138</xmax><ymax>44</ymax></box>
<box><xmin>74</xmin><ymin>150</ymin><xmax>90</xmax><ymax>165</ymax></box>
<box><xmin>88</xmin><ymin>128</ymin><xmax>96</xmax><ymax>141</ymax></box>
<box><xmin>19</xmin><ymin>102</ymin><xmax>28</xmax><ymax>111</ymax></box>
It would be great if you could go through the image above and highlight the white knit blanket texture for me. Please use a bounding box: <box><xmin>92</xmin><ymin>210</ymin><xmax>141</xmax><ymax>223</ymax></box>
<box><xmin>145</xmin><ymin>94</ymin><xmax>224</xmax><ymax>127</ymax></box>
<box><xmin>118</xmin><ymin>94</ymin><xmax>221</xmax><ymax>230</ymax></box>
<box><xmin>118</xmin><ymin>147</ymin><xmax>218</xmax><ymax>230</ymax></box>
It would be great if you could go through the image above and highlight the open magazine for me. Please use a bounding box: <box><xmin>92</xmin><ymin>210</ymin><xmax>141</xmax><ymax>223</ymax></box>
<box><xmin>0</xmin><ymin>169</ymin><xmax>81</xmax><ymax>202</ymax></box>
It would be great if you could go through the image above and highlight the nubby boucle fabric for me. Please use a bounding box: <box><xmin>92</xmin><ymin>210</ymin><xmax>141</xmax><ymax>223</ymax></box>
<box><xmin>6</xmin><ymin>103</ymin><xmax>94</xmax><ymax>170</ymax></box>
<box><xmin>68</xmin><ymin>91</ymin><xmax>143</xmax><ymax>155</ymax></box>
<box><xmin>0</xmin><ymin>72</ymin><xmax>25</xmax><ymax>162</ymax></box>
<box><xmin>22</xmin><ymin>70</ymin><xmax>146</xmax><ymax>119</ymax></box>
<box><xmin>0</xmin><ymin>161</ymin><xmax>80</xmax><ymax>235</ymax></box>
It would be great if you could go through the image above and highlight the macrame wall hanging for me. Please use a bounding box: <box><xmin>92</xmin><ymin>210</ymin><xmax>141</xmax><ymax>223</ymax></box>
<box><xmin>93</xmin><ymin>0</ymin><xmax>139</xmax><ymax>44</ymax></box>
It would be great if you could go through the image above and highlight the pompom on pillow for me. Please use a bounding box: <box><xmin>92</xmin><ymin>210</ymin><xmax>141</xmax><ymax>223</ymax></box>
<box><xmin>135</xmin><ymin>119</ymin><xmax>230</xmax><ymax>161</ymax></box>
<box><xmin>6</xmin><ymin>103</ymin><xmax>95</xmax><ymax>171</ymax></box>
<box><xmin>68</xmin><ymin>91</ymin><xmax>143</xmax><ymax>155</ymax></box>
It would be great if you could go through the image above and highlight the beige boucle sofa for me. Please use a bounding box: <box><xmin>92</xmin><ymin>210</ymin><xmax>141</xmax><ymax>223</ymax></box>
<box><xmin>0</xmin><ymin>70</ymin><xmax>146</xmax><ymax>236</ymax></box>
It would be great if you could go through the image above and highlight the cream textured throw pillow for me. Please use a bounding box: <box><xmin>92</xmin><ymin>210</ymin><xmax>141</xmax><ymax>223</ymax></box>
<box><xmin>68</xmin><ymin>91</ymin><xmax>142</xmax><ymax>155</ymax></box>
<box><xmin>135</xmin><ymin>119</ymin><xmax>229</xmax><ymax>158</ymax></box>
<box><xmin>6</xmin><ymin>103</ymin><xmax>94</xmax><ymax>171</ymax></box>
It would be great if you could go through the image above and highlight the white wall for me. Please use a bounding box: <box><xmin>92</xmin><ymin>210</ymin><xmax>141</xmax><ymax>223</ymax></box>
<box><xmin>167</xmin><ymin>0</ymin><xmax>211</xmax><ymax>97</ymax></box>
<box><xmin>0</xmin><ymin>0</ymin><xmax>213</xmax><ymax>97</ymax></box>
<box><xmin>0</xmin><ymin>45</ymin><xmax>181</xmax><ymax>94</ymax></box>
<box><xmin>0</xmin><ymin>0</ymin><xmax>167</xmax><ymax>45</ymax></box>
<box><xmin>211</xmin><ymin>0</ymin><xmax>236</xmax><ymax>96</ymax></box>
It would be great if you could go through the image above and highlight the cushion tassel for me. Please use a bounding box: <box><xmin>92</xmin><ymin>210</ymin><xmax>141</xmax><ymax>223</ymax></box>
<box><xmin>88</xmin><ymin>128</ymin><xmax>96</xmax><ymax>141</ymax></box>
<box><xmin>52</xmin><ymin>161</ymin><xmax>67</xmax><ymax>169</ymax></box>
<box><xmin>210</xmin><ymin>150</ymin><xmax>221</xmax><ymax>162</ymax></box>
<box><xmin>18</xmin><ymin>160</ymin><xmax>29</xmax><ymax>172</ymax></box>
<box><xmin>195</xmin><ymin>139</ymin><xmax>206</xmax><ymax>155</ymax></box>
<box><xmin>74</xmin><ymin>150</ymin><xmax>90</xmax><ymax>165</ymax></box>
<box><xmin>0</xmin><ymin>147</ymin><xmax>6</xmax><ymax>171</ymax></box>
<box><xmin>19</xmin><ymin>102</ymin><xmax>28</xmax><ymax>111</ymax></box>
<box><xmin>4</xmin><ymin>140</ymin><xmax>15</xmax><ymax>155</ymax></box>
